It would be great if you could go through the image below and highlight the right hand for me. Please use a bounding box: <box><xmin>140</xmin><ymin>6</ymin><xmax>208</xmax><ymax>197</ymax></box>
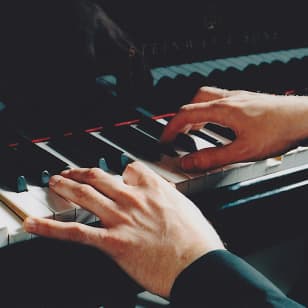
<box><xmin>161</xmin><ymin>86</ymin><xmax>308</xmax><ymax>171</ymax></box>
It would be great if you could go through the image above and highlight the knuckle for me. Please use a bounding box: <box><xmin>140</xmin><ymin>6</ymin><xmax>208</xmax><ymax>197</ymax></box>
<box><xmin>147</xmin><ymin>176</ymin><xmax>162</xmax><ymax>191</ymax></box>
<box><xmin>84</xmin><ymin>167</ymin><xmax>103</xmax><ymax>181</ymax></box>
<box><xmin>178</xmin><ymin>104</ymin><xmax>192</xmax><ymax>113</ymax></box>
<box><xmin>67</xmin><ymin>223</ymin><xmax>85</xmax><ymax>242</ymax></box>
<box><xmin>122</xmin><ymin>161</ymin><xmax>138</xmax><ymax>179</ymax></box>
<box><xmin>127</xmin><ymin>161</ymin><xmax>143</xmax><ymax>171</ymax></box>
<box><xmin>74</xmin><ymin>184</ymin><xmax>93</xmax><ymax>199</ymax></box>
<box><xmin>117</xmin><ymin>189</ymin><xmax>135</xmax><ymax>203</ymax></box>
<box><xmin>123</xmin><ymin>161</ymin><xmax>151</xmax><ymax>181</ymax></box>
<box><xmin>195</xmin><ymin>86</ymin><xmax>207</xmax><ymax>97</ymax></box>
<box><xmin>39</xmin><ymin>219</ymin><xmax>53</xmax><ymax>237</ymax></box>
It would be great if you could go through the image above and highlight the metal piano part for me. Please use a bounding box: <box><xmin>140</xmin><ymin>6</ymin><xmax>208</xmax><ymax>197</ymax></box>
<box><xmin>151</xmin><ymin>50</ymin><xmax>299</xmax><ymax>84</ymax></box>
<box><xmin>99</xmin><ymin>47</ymin><xmax>308</xmax><ymax>87</ymax></box>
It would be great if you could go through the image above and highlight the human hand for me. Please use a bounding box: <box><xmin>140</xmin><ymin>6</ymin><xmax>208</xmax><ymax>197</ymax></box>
<box><xmin>160</xmin><ymin>86</ymin><xmax>308</xmax><ymax>171</ymax></box>
<box><xmin>23</xmin><ymin>162</ymin><xmax>225</xmax><ymax>298</ymax></box>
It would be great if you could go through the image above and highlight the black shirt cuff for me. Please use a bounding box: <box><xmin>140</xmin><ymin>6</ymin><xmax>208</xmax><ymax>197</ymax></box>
<box><xmin>170</xmin><ymin>249</ymin><xmax>303</xmax><ymax>308</ymax></box>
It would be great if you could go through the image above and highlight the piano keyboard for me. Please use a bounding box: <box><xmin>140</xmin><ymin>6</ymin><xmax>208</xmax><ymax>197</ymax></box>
<box><xmin>2</xmin><ymin>46</ymin><xmax>308</xmax><ymax>247</ymax></box>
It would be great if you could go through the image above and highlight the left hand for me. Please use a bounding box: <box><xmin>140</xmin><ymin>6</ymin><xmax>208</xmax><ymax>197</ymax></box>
<box><xmin>23</xmin><ymin>162</ymin><xmax>225</xmax><ymax>298</ymax></box>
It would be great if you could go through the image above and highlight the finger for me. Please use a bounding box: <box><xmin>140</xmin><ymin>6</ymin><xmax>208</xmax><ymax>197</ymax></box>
<box><xmin>60</xmin><ymin>168</ymin><xmax>126</xmax><ymax>201</ymax></box>
<box><xmin>191</xmin><ymin>86</ymin><xmax>230</xmax><ymax>103</ymax></box>
<box><xmin>191</xmin><ymin>123</ymin><xmax>207</xmax><ymax>131</ymax></box>
<box><xmin>49</xmin><ymin>174</ymin><xmax>118</xmax><ymax>224</ymax></box>
<box><xmin>179</xmin><ymin>142</ymin><xmax>245</xmax><ymax>171</ymax></box>
<box><xmin>24</xmin><ymin>217</ymin><xmax>106</xmax><ymax>249</ymax></box>
<box><xmin>122</xmin><ymin>161</ymin><xmax>166</xmax><ymax>187</ymax></box>
<box><xmin>160</xmin><ymin>102</ymin><xmax>234</xmax><ymax>143</ymax></box>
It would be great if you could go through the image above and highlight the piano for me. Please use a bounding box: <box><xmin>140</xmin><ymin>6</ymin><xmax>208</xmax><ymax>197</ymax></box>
<box><xmin>0</xmin><ymin>1</ymin><xmax>307</xmax><ymax>306</ymax></box>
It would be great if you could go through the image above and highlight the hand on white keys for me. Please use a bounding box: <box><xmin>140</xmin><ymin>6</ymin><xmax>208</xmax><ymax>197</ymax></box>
<box><xmin>160</xmin><ymin>86</ymin><xmax>308</xmax><ymax>171</ymax></box>
<box><xmin>24</xmin><ymin>162</ymin><xmax>225</xmax><ymax>298</ymax></box>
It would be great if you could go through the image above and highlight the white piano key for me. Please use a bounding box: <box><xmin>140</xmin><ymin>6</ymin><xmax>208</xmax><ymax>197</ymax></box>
<box><xmin>28</xmin><ymin>185</ymin><xmax>76</xmax><ymax>222</ymax></box>
<box><xmin>199</xmin><ymin>127</ymin><xmax>232</xmax><ymax>145</ymax></box>
<box><xmin>139</xmin><ymin>154</ymin><xmax>190</xmax><ymax>194</ymax></box>
<box><xmin>0</xmin><ymin>201</ymin><xmax>31</xmax><ymax>246</ymax></box>
<box><xmin>266</xmin><ymin>147</ymin><xmax>308</xmax><ymax>175</ymax></box>
<box><xmin>91</xmin><ymin>132</ymin><xmax>190</xmax><ymax>192</ymax></box>
<box><xmin>188</xmin><ymin>133</ymin><xmax>215</xmax><ymax>150</ymax></box>
<box><xmin>283</xmin><ymin>146</ymin><xmax>308</xmax><ymax>169</ymax></box>
<box><xmin>10</xmin><ymin>226</ymin><xmax>32</xmax><ymax>245</ymax></box>
<box><xmin>0</xmin><ymin>188</ymin><xmax>54</xmax><ymax>220</ymax></box>
<box><xmin>75</xmin><ymin>206</ymin><xmax>97</xmax><ymax>224</ymax></box>
<box><xmin>0</xmin><ymin>203</ymin><xmax>9</xmax><ymax>247</ymax></box>
<box><xmin>220</xmin><ymin>162</ymin><xmax>256</xmax><ymax>188</ymax></box>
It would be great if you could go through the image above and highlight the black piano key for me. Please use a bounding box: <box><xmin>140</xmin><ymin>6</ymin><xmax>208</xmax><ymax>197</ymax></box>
<box><xmin>120</xmin><ymin>153</ymin><xmax>134</xmax><ymax>168</ymax></box>
<box><xmin>99</xmin><ymin>158</ymin><xmax>111</xmax><ymax>172</ymax></box>
<box><xmin>0</xmin><ymin>146</ymin><xmax>28</xmax><ymax>192</ymax></box>
<box><xmin>49</xmin><ymin>134</ymin><xmax>99</xmax><ymax>167</ymax></box>
<box><xmin>136</xmin><ymin>113</ymin><xmax>197</xmax><ymax>153</ymax></box>
<box><xmin>0</xmin><ymin>134</ymin><xmax>67</xmax><ymax>189</ymax></box>
<box><xmin>137</xmin><ymin>115</ymin><xmax>164</xmax><ymax>139</ymax></box>
<box><xmin>1</xmin><ymin>174</ymin><xmax>28</xmax><ymax>193</ymax></box>
<box><xmin>133</xmin><ymin>124</ymin><xmax>178</xmax><ymax>157</ymax></box>
<box><xmin>16</xmin><ymin>139</ymin><xmax>69</xmax><ymax>185</ymax></box>
<box><xmin>190</xmin><ymin>130</ymin><xmax>223</xmax><ymax>147</ymax></box>
<box><xmin>100</xmin><ymin>125</ymin><xmax>163</xmax><ymax>162</ymax></box>
<box><xmin>41</xmin><ymin>170</ymin><xmax>51</xmax><ymax>187</ymax></box>
<box><xmin>48</xmin><ymin>132</ymin><xmax>125</xmax><ymax>173</ymax></box>
<box><xmin>99</xmin><ymin>153</ymin><xmax>133</xmax><ymax>172</ymax></box>
<box><xmin>204</xmin><ymin>123</ymin><xmax>236</xmax><ymax>141</ymax></box>
<box><xmin>16</xmin><ymin>176</ymin><xmax>28</xmax><ymax>192</ymax></box>
<box><xmin>174</xmin><ymin>133</ymin><xmax>198</xmax><ymax>152</ymax></box>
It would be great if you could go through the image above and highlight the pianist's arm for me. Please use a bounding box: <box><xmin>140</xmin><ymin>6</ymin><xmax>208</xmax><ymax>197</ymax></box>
<box><xmin>161</xmin><ymin>86</ymin><xmax>308</xmax><ymax>172</ymax></box>
<box><xmin>24</xmin><ymin>162</ymin><xmax>304</xmax><ymax>307</ymax></box>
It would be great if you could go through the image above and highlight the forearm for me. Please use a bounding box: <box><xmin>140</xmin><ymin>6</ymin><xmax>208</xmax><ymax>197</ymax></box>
<box><xmin>170</xmin><ymin>250</ymin><xmax>304</xmax><ymax>308</ymax></box>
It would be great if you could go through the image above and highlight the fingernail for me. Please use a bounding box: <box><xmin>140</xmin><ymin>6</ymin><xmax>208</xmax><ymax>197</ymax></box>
<box><xmin>181</xmin><ymin>156</ymin><xmax>195</xmax><ymax>171</ymax></box>
<box><xmin>24</xmin><ymin>217</ymin><xmax>37</xmax><ymax>232</ymax></box>
<box><xmin>49</xmin><ymin>175</ymin><xmax>62</xmax><ymax>187</ymax></box>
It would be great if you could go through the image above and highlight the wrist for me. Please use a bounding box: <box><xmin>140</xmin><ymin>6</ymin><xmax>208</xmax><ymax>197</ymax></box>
<box><xmin>163</xmin><ymin>241</ymin><xmax>226</xmax><ymax>299</ymax></box>
<box><xmin>285</xmin><ymin>96</ymin><xmax>308</xmax><ymax>143</ymax></box>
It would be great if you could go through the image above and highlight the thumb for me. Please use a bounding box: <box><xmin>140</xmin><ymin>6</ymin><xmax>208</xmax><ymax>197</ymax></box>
<box><xmin>180</xmin><ymin>142</ymin><xmax>242</xmax><ymax>171</ymax></box>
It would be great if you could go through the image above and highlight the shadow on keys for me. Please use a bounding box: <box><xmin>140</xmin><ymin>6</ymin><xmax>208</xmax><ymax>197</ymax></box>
<box><xmin>0</xmin><ymin>0</ymin><xmax>152</xmax><ymax>307</ymax></box>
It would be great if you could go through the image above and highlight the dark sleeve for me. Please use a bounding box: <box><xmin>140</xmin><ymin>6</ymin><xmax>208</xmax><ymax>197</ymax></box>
<box><xmin>170</xmin><ymin>250</ymin><xmax>305</xmax><ymax>308</ymax></box>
